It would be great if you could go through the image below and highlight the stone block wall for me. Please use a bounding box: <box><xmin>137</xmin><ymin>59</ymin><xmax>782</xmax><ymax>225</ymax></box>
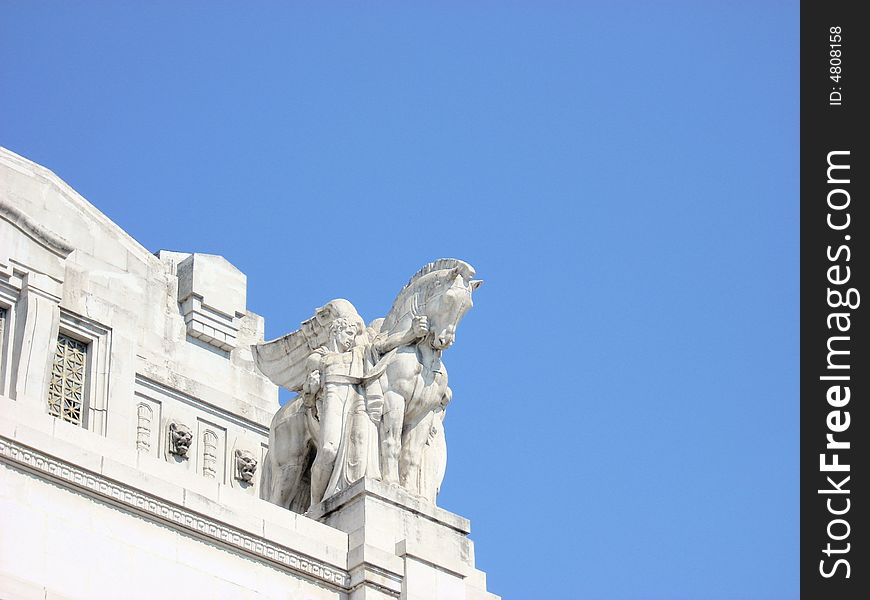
<box><xmin>0</xmin><ymin>147</ymin><xmax>278</xmax><ymax>492</ymax></box>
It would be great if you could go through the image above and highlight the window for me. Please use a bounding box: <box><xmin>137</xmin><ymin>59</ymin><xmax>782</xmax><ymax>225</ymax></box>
<box><xmin>47</xmin><ymin>309</ymin><xmax>112</xmax><ymax>434</ymax></box>
<box><xmin>48</xmin><ymin>333</ymin><xmax>89</xmax><ymax>426</ymax></box>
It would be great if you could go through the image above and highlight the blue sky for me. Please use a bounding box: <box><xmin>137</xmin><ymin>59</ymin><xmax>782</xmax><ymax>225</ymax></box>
<box><xmin>1</xmin><ymin>2</ymin><xmax>799</xmax><ymax>598</ymax></box>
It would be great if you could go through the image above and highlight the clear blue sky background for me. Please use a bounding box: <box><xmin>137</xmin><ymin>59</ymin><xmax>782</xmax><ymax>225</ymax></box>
<box><xmin>1</xmin><ymin>2</ymin><xmax>799</xmax><ymax>598</ymax></box>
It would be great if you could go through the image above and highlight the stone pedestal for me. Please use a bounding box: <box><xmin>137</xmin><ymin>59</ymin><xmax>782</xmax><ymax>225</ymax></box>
<box><xmin>308</xmin><ymin>479</ymin><xmax>499</xmax><ymax>600</ymax></box>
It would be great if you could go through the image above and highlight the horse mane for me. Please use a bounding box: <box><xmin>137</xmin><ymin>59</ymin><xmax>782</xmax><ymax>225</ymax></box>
<box><xmin>382</xmin><ymin>259</ymin><xmax>476</xmax><ymax>333</ymax></box>
<box><xmin>402</xmin><ymin>258</ymin><xmax>475</xmax><ymax>293</ymax></box>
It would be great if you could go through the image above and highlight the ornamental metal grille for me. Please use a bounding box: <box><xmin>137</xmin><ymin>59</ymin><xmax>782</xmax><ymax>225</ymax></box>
<box><xmin>47</xmin><ymin>333</ymin><xmax>88</xmax><ymax>425</ymax></box>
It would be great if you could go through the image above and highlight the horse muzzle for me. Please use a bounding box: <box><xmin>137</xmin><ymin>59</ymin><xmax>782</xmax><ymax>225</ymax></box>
<box><xmin>432</xmin><ymin>327</ymin><xmax>456</xmax><ymax>350</ymax></box>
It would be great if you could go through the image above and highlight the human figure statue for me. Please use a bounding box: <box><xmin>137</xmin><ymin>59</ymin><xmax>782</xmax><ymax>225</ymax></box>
<box><xmin>254</xmin><ymin>298</ymin><xmax>428</xmax><ymax>509</ymax></box>
<box><xmin>302</xmin><ymin>316</ymin><xmax>365</xmax><ymax>505</ymax></box>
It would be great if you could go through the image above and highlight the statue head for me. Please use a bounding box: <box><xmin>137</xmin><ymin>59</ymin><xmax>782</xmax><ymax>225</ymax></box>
<box><xmin>234</xmin><ymin>449</ymin><xmax>258</xmax><ymax>484</ymax></box>
<box><xmin>168</xmin><ymin>422</ymin><xmax>193</xmax><ymax>457</ymax></box>
<box><xmin>327</xmin><ymin>317</ymin><xmax>359</xmax><ymax>352</ymax></box>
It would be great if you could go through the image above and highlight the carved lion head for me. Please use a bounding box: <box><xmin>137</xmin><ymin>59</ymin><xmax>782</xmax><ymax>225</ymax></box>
<box><xmin>234</xmin><ymin>449</ymin><xmax>258</xmax><ymax>483</ymax></box>
<box><xmin>168</xmin><ymin>422</ymin><xmax>193</xmax><ymax>456</ymax></box>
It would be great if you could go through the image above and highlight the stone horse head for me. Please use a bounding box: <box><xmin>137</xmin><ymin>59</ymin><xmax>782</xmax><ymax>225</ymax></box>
<box><xmin>383</xmin><ymin>259</ymin><xmax>483</xmax><ymax>352</ymax></box>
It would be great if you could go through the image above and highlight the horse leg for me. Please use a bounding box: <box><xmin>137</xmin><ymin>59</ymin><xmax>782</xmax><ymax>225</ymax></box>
<box><xmin>274</xmin><ymin>447</ymin><xmax>315</xmax><ymax>513</ymax></box>
<box><xmin>380</xmin><ymin>389</ymin><xmax>405</xmax><ymax>485</ymax></box>
<box><xmin>266</xmin><ymin>398</ymin><xmax>313</xmax><ymax>511</ymax></box>
<box><xmin>420</xmin><ymin>409</ymin><xmax>447</xmax><ymax>501</ymax></box>
<box><xmin>399</xmin><ymin>411</ymin><xmax>434</xmax><ymax>496</ymax></box>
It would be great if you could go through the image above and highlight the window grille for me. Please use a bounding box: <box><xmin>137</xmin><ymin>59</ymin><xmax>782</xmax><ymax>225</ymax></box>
<box><xmin>48</xmin><ymin>333</ymin><xmax>89</xmax><ymax>425</ymax></box>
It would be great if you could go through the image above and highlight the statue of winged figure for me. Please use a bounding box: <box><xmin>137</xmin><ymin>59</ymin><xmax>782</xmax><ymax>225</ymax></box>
<box><xmin>254</xmin><ymin>259</ymin><xmax>482</xmax><ymax>513</ymax></box>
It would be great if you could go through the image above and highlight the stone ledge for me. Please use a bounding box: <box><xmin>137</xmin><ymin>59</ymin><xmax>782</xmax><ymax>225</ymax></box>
<box><xmin>396</xmin><ymin>538</ymin><xmax>470</xmax><ymax>579</ymax></box>
<box><xmin>0</xmin><ymin>406</ymin><xmax>351</xmax><ymax>591</ymax></box>
<box><xmin>0</xmin><ymin>433</ymin><xmax>352</xmax><ymax>591</ymax></box>
<box><xmin>308</xmin><ymin>477</ymin><xmax>471</xmax><ymax>535</ymax></box>
<box><xmin>133</xmin><ymin>371</ymin><xmax>273</xmax><ymax>433</ymax></box>
<box><xmin>0</xmin><ymin>571</ymin><xmax>52</xmax><ymax>600</ymax></box>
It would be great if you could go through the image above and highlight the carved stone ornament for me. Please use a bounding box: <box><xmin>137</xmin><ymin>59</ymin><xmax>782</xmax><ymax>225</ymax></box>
<box><xmin>135</xmin><ymin>403</ymin><xmax>153</xmax><ymax>452</ymax></box>
<box><xmin>253</xmin><ymin>259</ymin><xmax>482</xmax><ymax>514</ymax></box>
<box><xmin>167</xmin><ymin>421</ymin><xmax>193</xmax><ymax>458</ymax></box>
<box><xmin>202</xmin><ymin>430</ymin><xmax>218</xmax><ymax>478</ymax></box>
<box><xmin>234</xmin><ymin>449</ymin><xmax>258</xmax><ymax>484</ymax></box>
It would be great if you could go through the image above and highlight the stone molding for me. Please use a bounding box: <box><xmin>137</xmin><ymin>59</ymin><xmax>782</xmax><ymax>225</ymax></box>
<box><xmin>0</xmin><ymin>434</ymin><xmax>352</xmax><ymax>591</ymax></box>
<box><xmin>135</xmin><ymin>374</ymin><xmax>269</xmax><ymax>436</ymax></box>
<box><xmin>174</xmin><ymin>253</ymin><xmax>246</xmax><ymax>352</ymax></box>
<box><xmin>181</xmin><ymin>295</ymin><xmax>239</xmax><ymax>352</ymax></box>
<box><xmin>0</xmin><ymin>198</ymin><xmax>75</xmax><ymax>259</ymax></box>
<box><xmin>1</xmin><ymin>147</ymin><xmax>156</xmax><ymax>265</ymax></box>
<box><xmin>309</xmin><ymin>476</ymin><xmax>472</xmax><ymax>535</ymax></box>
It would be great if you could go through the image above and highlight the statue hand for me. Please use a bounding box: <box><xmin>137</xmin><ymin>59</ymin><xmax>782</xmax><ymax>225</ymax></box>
<box><xmin>305</xmin><ymin>370</ymin><xmax>321</xmax><ymax>394</ymax></box>
<box><xmin>441</xmin><ymin>387</ymin><xmax>452</xmax><ymax>409</ymax></box>
<box><xmin>367</xmin><ymin>397</ymin><xmax>384</xmax><ymax>424</ymax></box>
<box><xmin>412</xmin><ymin>315</ymin><xmax>429</xmax><ymax>339</ymax></box>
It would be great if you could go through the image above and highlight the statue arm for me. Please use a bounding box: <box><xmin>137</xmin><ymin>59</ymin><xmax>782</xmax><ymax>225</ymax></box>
<box><xmin>373</xmin><ymin>316</ymin><xmax>429</xmax><ymax>354</ymax></box>
<box><xmin>440</xmin><ymin>386</ymin><xmax>452</xmax><ymax>409</ymax></box>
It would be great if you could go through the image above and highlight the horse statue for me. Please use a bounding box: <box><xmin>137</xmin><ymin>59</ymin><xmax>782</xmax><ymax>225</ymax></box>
<box><xmin>374</xmin><ymin>259</ymin><xmax>482</xmax><ymax>497</ymax></box>
<box><xmin>254</xmin><ymin>259</ymin><xmax>481</xmax><ymax>513</ymax></box>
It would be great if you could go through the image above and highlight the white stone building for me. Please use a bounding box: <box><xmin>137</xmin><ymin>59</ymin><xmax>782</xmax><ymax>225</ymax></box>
<box><xmin>0</xmin><ymin>148</ymin><xmax>499</xmax><ymax>600</ymax></box>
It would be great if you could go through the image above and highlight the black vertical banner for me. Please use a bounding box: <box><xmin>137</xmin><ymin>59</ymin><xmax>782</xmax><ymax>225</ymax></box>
<box><xmin>801</xmin><ymin>2</ymin><xmax>868</xmax><ymax>598</ymax></box>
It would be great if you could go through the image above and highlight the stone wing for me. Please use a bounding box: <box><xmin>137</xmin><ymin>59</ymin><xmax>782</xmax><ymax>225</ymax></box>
<box><xmin>251</xmin><ymin>327</ymin><xmax>315</xmax><ymax>392</ymax></box>
<box><xmin>251</xmin><ymin>299</ymin><xmax>360</xmax><ymax>391</ymax></box>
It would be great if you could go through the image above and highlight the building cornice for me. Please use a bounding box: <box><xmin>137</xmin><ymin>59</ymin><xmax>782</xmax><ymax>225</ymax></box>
<box><xmin>0</xmin><ymin>434</ymin><xmax>352</xmax><ymax>591</ymax></box>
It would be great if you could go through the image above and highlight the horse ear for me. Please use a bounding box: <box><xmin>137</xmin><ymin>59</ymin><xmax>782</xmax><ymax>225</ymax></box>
<box><xmin>469</xmin><ymin>279</ymin><xmax>483</xmax><ymax>291</ymax></box>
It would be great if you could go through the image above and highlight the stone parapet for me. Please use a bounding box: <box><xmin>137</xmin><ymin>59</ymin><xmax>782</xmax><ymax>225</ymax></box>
<box><xmin>309</xmin><ymin>478</ymin><xmax>499</xmax><ymax>600</ymax></box>
<box><xmin>0</xmin><ymin>400</ymin><xmax>500</xmax><ymax>599</ymax></box>
<box><xmin>0</xmin><ymin>401</ymin><xmax>349</xmax><ymax>597</ymax></box>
